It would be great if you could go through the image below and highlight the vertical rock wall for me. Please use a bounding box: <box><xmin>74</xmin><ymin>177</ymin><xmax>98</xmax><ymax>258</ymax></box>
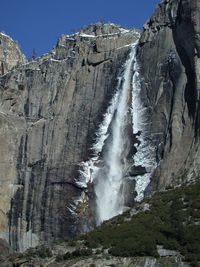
<box><xmin>0</xmin><ymin>24</ymin><xmax>139</xmax><ymax>251</ymax></box>
<box><xmin>1</xmin><ymin>0</ymin><xmax>200</xmax><ymax>252</ymax></box>
<box><xmin>138</xmin><ymin>0</ymin><xmax>200</xmax><ymax>190</ymax></box>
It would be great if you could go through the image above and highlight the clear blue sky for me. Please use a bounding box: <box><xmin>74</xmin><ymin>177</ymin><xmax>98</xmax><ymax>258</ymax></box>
<box><xmin>0</xmin><ymin>0</ymin><xmax>160</xmax><ymax>58</ymax></box>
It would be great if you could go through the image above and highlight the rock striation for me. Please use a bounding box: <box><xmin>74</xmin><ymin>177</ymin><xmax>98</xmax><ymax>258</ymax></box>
<box><xmin>1</xmin><ymin>0</ymin><xmax>200</xmax><ymax>256</ymax></box>
<box><xmin>0</xmin><ymin>24</ymin><xmax>139</xmax><ymax>251</ymax></box>
<box><xmin>0</xmin><ymin>33</ymin><xmax>26</xmax><ymax>75</ymax></box>
<box><xmin>138</xmin><ymin>0</ymin><xmax>200</xmax><ymax>191</ymax></box>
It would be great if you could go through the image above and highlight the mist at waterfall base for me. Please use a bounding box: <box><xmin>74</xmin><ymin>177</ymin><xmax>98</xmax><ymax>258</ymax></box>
<box><xmin>77</xmin><ymin>43</ymin><xmax>156</xmax><ymax>225</ymax></box>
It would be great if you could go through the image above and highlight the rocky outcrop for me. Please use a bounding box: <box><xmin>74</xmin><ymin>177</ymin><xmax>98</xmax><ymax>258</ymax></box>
<box><xmin>1</xmin><ymin>0</ymin><xmax>200</xmax><ymax>255</ymax></box>
<box><xmin>1</xmin><ymin>255</ymin><xmax>190</xmax><ymax>267</ymax></box>
<box><xmin>0</xmin><ymin>239</ymin><xmax>190</xmax><ymax>267</ymax></box>
<box><xmin>0</xmin><ymin>238</ymin><xmax>10</xmax><ymax>262</ymax></box>
<box><xmin>0</xmin><ymin>33</ymin><xmax>26</xmax><ymax>75</ymax></box>
<box><xmin>0</xmin><ymin>24</ymin><xmax>139</xmax><ymax>251</ymax></box>
<box><xmin>138</xmin><ymin>0</ymin><xmax>200</xmax><ymax>190</ymax></box>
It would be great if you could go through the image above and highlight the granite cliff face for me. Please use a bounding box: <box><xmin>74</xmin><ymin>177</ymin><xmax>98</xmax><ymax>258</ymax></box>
<box><xmin>0</xmin><ymin>0</ymin><xmax>200</xmax><ymax>257</ymax></box>
<box><xmin>0</xmin><ymin>24</ymin><xmax>139</xmax><ymax>251</ymax></box>
<box><xmin>0</xmin><ymin>33</ymin><xmax>26</xmax><ymax>75</ymax></box>
<box><xmin>138</xmin><ymin>0</ymin><xmax>200</xmax><ymax>191</ymax></box>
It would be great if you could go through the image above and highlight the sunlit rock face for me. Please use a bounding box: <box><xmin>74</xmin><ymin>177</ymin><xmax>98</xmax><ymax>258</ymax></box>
<box><xmin>0</xmin><ymin>0</ymin><xmax>200</xmax><ymax>254</ymax></box>
<box><xmin>0</xmin><ymin>33</ymin><xmax>26</xmax><ymax>74</ymax></box>
<box><xmin>0</xmin><ymin>32</ymin><xmax>27</xmax><ymax>246</ymax></box>
<box><xmin>0</xmin><ymin>24</ymin><xmax>139</xmax><ymax>251</ymax></box>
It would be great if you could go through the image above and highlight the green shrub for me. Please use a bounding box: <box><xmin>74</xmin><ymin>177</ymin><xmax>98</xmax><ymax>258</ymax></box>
<box><xmin>55</xmin><ymin>248</ymin><xmax>92</xmax><ymax>262</ymax></box>
<box><xmin>82</xmin><ymin>181</ymin><xmax>200</xmax><ymax>265</ymax></box>
<box><xmin>95</xmin><ymin>249</ymin><xmax>101</xmax><ymax>254</ymax></box>
<box><xmin>68</xmin><ymin>240</ymin><xmax>76</xmax><ymax>247</ymax></box>
<box><xmin>55</xmin><ymin>254</ymin><xmax>64</xmax><ymax>262</ymax></box>
<box><xmin>25</xmin><ymin>245</ymin><xmax>52</xmax><ymax>258</ymax></box>
<box><xmin>37</xmin><ymin>246</ymin><xmax>52</xmax><ymax>258</ymax></box>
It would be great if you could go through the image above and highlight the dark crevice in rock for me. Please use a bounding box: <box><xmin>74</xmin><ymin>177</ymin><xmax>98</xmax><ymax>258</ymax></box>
<box><xmin>173</xmin><ymin>0</ymin><xmax>196</xmax><ymax>120</ymax></box>
<box><xmin>177</xmin><ymin>44</ymin><xmax>196</xmax><ymax>118</ymax></box>
<box><xmin>195</xmin><ymin>101</ymin><xmax>200</xmax><ymax>137</ymax></box>
<box><xmin>40</xmin><ymin>177</ymin><xmax>48</xmax><ymax>234</ymax></box>
<box><xmin>24</xmin><ymin>97</ymin><xmax>29</xmax><ymax>117</ymax></box>
<box><xmin>51</xmin><ymin>181</ymin><xmax>84</xmax><ymax>190</ymax></box>
<box><xmin>0</xmin><ymin>26</ymin><xmax>140</xmax><ymax>250</ymax></box>
<box><xmin>127</xmin><ymin>166</ymin><xmax>147</xmax><ymax>177</ymax></box>
<box><xmin>92</xmin><ymin>42</ymin><xmax>100</xmax><ymax>53</ymax></box>
<box><xmin>87</xmin><ymin>58</ymin><xmax>112</xmax><ymax>67</ymax></box>
<box><xmin>167</xmin><ymin>63</ymin><xmax>178</xmax><ymax>151</ymax></box>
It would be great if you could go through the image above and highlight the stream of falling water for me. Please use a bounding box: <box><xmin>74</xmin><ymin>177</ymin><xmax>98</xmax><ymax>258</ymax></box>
<box><xmin>77</xmin><ymin>42</ymin><xmax>156</xmax><ymax>224</ymax></box>
<box><xmin>93</xmin><ymin>44</ymin><xmax>136</xmax><ymax>223</ymax></box>
<box><xmin>77</xmin><ymin>43</ymin><xmax>137</xmax><ymax>224</ymax></box>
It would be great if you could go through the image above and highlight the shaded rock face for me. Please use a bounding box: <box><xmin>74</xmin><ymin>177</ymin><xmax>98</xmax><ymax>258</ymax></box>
<box><xmin>138</xmin><ymin>0</ymin><xmax>200</xmax><ymax>190</ymax></box>
<box><xmin>1</xmin><ymin>0</ymin><xmax>200</xmax><ymax>254</ymax></box>
<box><xmin>0</xmin><ymin>238</ymin><xmax>10</xmax><ymax>260</ymax></box>
<box><xmin>0</xmin><ymin>24</ymin><xmax>139</xmax><ymax>251</ymax></box>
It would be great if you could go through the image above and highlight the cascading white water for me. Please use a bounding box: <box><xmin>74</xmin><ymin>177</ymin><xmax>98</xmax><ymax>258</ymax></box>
<box><xmin>77</xmin><ymin>43</ymin><xmax>137</xmax><ymax>223</ymax></box>
<box><xmin>93</xmin><ymin>45</ymin><xmax>137</xmax><ymax>222</ymax></box>
<box><xmin>76</xmin><ymin>41</ymin><xmax>156</xmax><ymax>224</ymax></box>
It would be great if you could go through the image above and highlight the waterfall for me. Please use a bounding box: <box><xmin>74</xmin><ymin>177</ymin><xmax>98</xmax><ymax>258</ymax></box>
<box><xmin>93</xmin><ymin>44</ymin><xmax>137</xmax><ymax>223</ymax></box>
<box><xmin>76</xmin><ymin>41</ymin><xmax>156</xmax><ymax>224</ymax></box>
<box><xmin>77</xmin><ymin>43</ymin><xmax>136</xmax><ymax>223</ymax></box>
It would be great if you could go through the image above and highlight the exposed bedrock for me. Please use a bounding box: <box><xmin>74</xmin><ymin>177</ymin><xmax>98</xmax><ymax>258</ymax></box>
<box><xmin>0</xmin><ymin>33</ymin><xmax>26</xmax><ymax>75</ymax></box>
<box><xmin>0</xmin><ymin>24</ymin><xmax>139</xmax><ymax>251</ymax></box>
<box><xmin>1</xmin><ymin>0</ymin><xmax>200</xmax><ymax>253</ymax></box>
<box><xmin>138</xmin><ymin>0</ymin><xmax>200</xmax><ymax>191</ymax></box>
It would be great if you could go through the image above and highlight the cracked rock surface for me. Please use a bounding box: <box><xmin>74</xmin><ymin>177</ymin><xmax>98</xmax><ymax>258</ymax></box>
<box><xmin>1</xmin><ymin>0</ymin><xmax>200</xmax><ymax>255</ymax></box>
<box><xmin>0</xmin><ymin>24</ymin><xmax>139</xmax><ymax>251</ymax></box>
<box><xmin>138</xmin><ymin>0</ymin><xmax>200</xmax><ymax>191</ymax></box>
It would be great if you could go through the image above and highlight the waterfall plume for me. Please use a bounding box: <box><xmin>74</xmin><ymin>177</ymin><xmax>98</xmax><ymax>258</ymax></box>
<box><xmin>77</xmin><ymin>41</ymin><xmax>156</xmax><ymax>224</ymax></box>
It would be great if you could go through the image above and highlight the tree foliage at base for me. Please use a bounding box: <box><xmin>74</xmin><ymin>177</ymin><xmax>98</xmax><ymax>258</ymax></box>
<box><xmin>83</xmin><ymin>181</ymin><xmax>200</xmax><ymax>265</ymax></box>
